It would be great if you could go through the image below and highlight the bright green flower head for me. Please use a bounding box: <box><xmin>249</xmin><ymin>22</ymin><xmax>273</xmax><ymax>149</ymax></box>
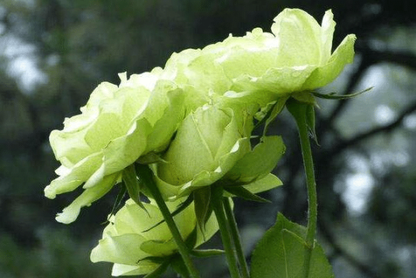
<box><xmin>228</xmin><ymin>9</ymin><xmax>356</xmax><ymax>95</ymax></box>
<box><xmin>44</xmin><ymin>72</ymin><xmax>186</xmax><ymax>224</ymax></box>
<box><xmin>161</xmin><ymin>8</ymin><xmax>355</xmax><ymax>107</ymax></box>
<box><xmin>151</xmin><ymin>100</ymin><xmax>284</xmax><ymax>199</ymax></box>
<box><xmin>90</xmin><ymin>198</ymin><xmax>218</xmax><ymax>276</ymax></box>
<box><xmin>155</xmin><ymin>102</ymin><xmax>250</xmax><ymax>196</ymax></box>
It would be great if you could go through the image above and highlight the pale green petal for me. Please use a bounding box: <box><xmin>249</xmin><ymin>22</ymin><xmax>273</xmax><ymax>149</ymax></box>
<box><xmin>232</xmin><ymin>65</ymin><xmax>317</xmax><ymax>94</ymax></box>
<box><xmin>44</xmin><ymin>152</ymin><xmax>102</xmax><ymax>199</ymax></box>
<box><xmin>84</xmin><ymin>113</ymin><xmax>125</xmax><ymax>151</ymax></box>
<box><xmin>55</xmin><ymin>173</ymin><xmax>119</xmax><ymax>224</ymax></box>
<box><xmin>301</xmin><ymin>34</ymin><xmax>357</xmax><ymax>90</ymax></box>
<box><xmin>216</xmin><ymin>30</ymin><xmax>280</xmax><ymax>80</ymax></box>
<box><xmin>272</xmin><ymin>9</ymin><xmax>322</xmax><ymax>66</ymax></box>
<box><xmin>82</xmin><ymin>163</ymin><xmax>106</xmax><ymax>189</ymax></box>
<box><xmin>85</xmin><ymin>82</ymin><xmax>119</xmax><ymax>108</ymax></box>
<box><xmin>214</xmin><ymin>108</ymin><xmax>248</xmax><ymax>161</ymax></box>
<box><xmin>102</xmin><ymin>217</ymin><xmax>118</xmax><ymax>237</ymax></box>
<box><xmin>188</xmin><ymin>55</ymin><xmax>232</xmax><ymax>94</ymax></box>
<box><xmin>162</xmin><ymin>49</ymin><xmax>202</xmax><ymax>83</ymax></box>
<box><xmin>112</xmin><ymin>263</ymin><xmax>159</xmax><ymax>276</ymax></box>
<box><xmin>113</xmin><ymin>200</ymin><xmax>171</xmax><ymax>239</ymax></box>
<box><xmin>140</xmin><ymin>238</ymin><xmax>177</xmax><ymax>257</ymax></box>
<box><xmin>151</xmin><ymin>171</ymin><xmax>182</xmax><ymax>201</ymax></box>
<box><xmin>90</xmin><ymin>234</ymin><xmax>149</xmax><ymax>265</ymax></box>
<box><xmin>102</xmin><ymin>118</ymin><xmax>150</xmax><ymax>175</ymax></box>
<box><xmin>84</xmin><ymin>88</ymin><xmax>149</xmax><ymax>152</ymax></box>
<box><xmin>119</xmin><ymin>71</ymin><xmax>161</xmax><ymax>91</ymax></box>
<box><xmin>144</xmin><ymin>83</ymin><xmax>186</xmax><ymax>153</ymax></box>
<box><xmin>320</xmin><ymin>10</ymin><xmax>336</xmax><ymax>64</ymax></box>
<box><xmin>50</xmin><ymin>118</ymin><xmax>95</xmax><ymax>168</ymax></box>
<box><xmin>221</xmin><ymin>90</ymin><xmax>276</xmax><ymax>114</ymax></box>
<box><xmin>179</xmin><ymin>138</ymin><xmax>250</xmax><ymax>194</ymax></box>
<box><xmin>141</xmin><ymin>80</ymin><xmax>177</xmax><ymax>126</ymax></box>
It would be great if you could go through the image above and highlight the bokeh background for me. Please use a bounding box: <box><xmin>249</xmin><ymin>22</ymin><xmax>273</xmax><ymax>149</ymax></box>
<box><xmin>1</xmin><ymin>0</ymin><xmax>415</xmax><ymax>277</ymax></box>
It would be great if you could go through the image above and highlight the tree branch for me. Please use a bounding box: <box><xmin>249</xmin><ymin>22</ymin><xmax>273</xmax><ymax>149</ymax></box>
<box><xmin>318</xmin><ymin>220</ymin><xmax>380</xmax><ymax>278</ymax></box>
<box><xmin>362</xmin><ymin>47</ymin><xmax>416</xmax><ymax>71</ymax></box>
<box><xmin>328</xmin><ymin>100</ymin><xmax>416</xmax><ymax>156</ymax></box>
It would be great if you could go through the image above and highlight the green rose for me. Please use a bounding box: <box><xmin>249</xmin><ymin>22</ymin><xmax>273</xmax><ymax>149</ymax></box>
<box><xmin>159</xmin><ymin>9</ymin><xmax>355</xmax><ymax>107</ymax></box>
<box><xmin>157</xmin><ymin>103</ymin><xmax>249</xmax><ymax>195</ymax></box>
<box><xmin>220</xmin><ymin>9</ymin><xmax>356</xmax><ymax>96</ymax></box>
<box><xmin>90</xmin><ymin>198</ymin><xmax>218</xmax><ymax>276</ymax></box>
<box><xmin>44</xmin><ymin>72</ymin><xmax>185</xmax><ymax>224</ymax></box>
<box><xmin>152</xmin><ymin>101</ymin><xmax>284</xmax><ymax>199</ymax></box>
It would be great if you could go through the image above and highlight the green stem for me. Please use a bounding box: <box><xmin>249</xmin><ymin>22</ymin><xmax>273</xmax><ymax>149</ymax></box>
<box><xmin>211</xmin><ymin>186</ymin><xmax>241</xmax><ymax>278</ymax></box>
<box><xmin>223</xmin><ymin>197</ymin><xmax>250</xmax><ymax>278</ymax></box>
<box><xmin>135</xmin><ymin>164</ymin><xmax>201</xmax><ymax>278</ymax></box>
<box><xmin>287</xmin><ymin>99</ymin><xmax>318</xmax><ymax>278</ymax></box>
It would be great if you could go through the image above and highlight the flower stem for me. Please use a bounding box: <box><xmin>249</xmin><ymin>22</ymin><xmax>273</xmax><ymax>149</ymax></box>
<box><xmin>135</xmin><ymin>164</ymin><xmax>201</xmax><ymax>278</ymax></box>
<box><xmin>287</xmin><ymin>99</ymin><xmax>318</xmax><ymax>278</ymax></box>
<box><xmin>211</xmin><ymin>186</ymin><xmax>241</xmax><ymax>278</ymax></box>
<box><xmin>223</xmin><ymin>197</ymin><xmax>250</xmax><ymax>278</ymax></box>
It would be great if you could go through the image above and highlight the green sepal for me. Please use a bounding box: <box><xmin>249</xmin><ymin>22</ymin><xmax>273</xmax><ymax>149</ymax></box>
<box><xmin>170</xmin><ymin>254</ymin><xmax>191</xmax><ymax>278</ymax></box>
<box><xmin>312</xmin><ymin>86</ymin><xmax>372</xmax><ymax>100</ymax></box>
<box><xmin>287</xmin><ymin>98</ymin><xmax>318</xmax><ymax>144</ymax></box>
<box><xmin>106</xmin><ymin>182</ymin><xmax>127</xmax><ymax>221</ymax></box>
<box><xmin>136</xmin><ymin>152</ymin><xmax>167</xmax><ymax>164</ymax></box>
<box><xmin>193</xmin><ymin>187</ymin><xmax>213</xmax><ymax>233</ymax></box>
<box><xmin>254</xmin><ymin>97</ymin><xmax>288</xmax><ymax>135</ymax></box>
<box><xmin>190</xmin><ymin>249</ymin><xmax>225</xmax><ymax>257</ymax></box>
<box><xmin>184</xmin><ymin>227</ymin><xmax>198</xmax><ymax>250</ymax></box>
<box><xmin>287</xmin><ymin>97</ymin><xmax>319</xmax><ymax>145</ymax></box>
<box><xmin>223</xmin><ymin>185</ymin><xmax>270</xmax><ymax>203</ymax></box>
<box><xmin>140</xmin><ymin>238</ymin><xmax>176</xmax><ymax>257</ymax></box>
<box><xmin>226</xmin><ymin>136</ymin><xmax>285</xmax><ymax>184</ymax></box>
<box><xmin>122</xmin><ymin>164</ymin><xmax>147</xmax><ymax>212</ymax></box>
<box><xmin>306</xmin><ymin>104</ymin><xmax>318</xmax><ymax>145</ymax></box>
<box><xmin>241</xmin><ymin>173</ymin><xmax>283</xmax><ymax>194</ymax></box>
<box><xmin>250</xmin><ymin>213</ymin><xmax>334</xmax><ymax>278</ymax></box>
<box><xmin>264</xmin><ymin>97</ymin><xmax>288</xmax><ymax>135</ymax></box>
<box><xmin>137</xmin><ymin>255</ymin><xmax>167</xmax><ymax>265</ymax></box>
<box><xmin>143</xmin><ymin>259</ymin><xmax>171</xmax><ymax>278</ymax></box>
<box><xmin>292</xmin><ymin>91</ymin><xmax>316</xmax><ymax>105</ymax></box>
<box><xmin>141</xmin><ymin>194</ymin><xmax>194</xmax><ymax>233</ymax></box>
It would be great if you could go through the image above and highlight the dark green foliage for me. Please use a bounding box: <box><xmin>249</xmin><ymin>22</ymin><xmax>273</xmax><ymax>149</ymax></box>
<box><xmin>251</xmin><ymin>213</ymin><xmax>334</xmax><ymax>278</ymax></box>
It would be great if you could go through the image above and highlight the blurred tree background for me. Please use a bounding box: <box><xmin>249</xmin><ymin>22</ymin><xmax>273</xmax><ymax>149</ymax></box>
<box><xmin>0</xmin><ymin>0</ymin><xmax>415</xmax><ymax>277</ymax></box>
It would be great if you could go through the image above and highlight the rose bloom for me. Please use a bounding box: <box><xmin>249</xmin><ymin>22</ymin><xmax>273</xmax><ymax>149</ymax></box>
<box><xmin>90</xmin><ymin>198</ymin><xmax>218</xmax><ymax>276</ymax></box>
<box><xmin>151</xmin><ymin>101</ymin><xmax>284</xmax><ymax>199</ymax></box>
<box><xmin>45</xmin><ymin>72</ymin><xmax>185</xmax><ymax>223</ymax></box>
<box><xmin>160</xmin><ymin>8</ymin><xmax>355</xmax><ymax>107</ymax></box>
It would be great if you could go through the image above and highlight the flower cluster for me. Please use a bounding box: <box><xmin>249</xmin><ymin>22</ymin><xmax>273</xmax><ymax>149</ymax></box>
<box><xmin>44</xmin><ymin>8</ymin><xmax>355</xmax><ymax>276</ymax></box>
